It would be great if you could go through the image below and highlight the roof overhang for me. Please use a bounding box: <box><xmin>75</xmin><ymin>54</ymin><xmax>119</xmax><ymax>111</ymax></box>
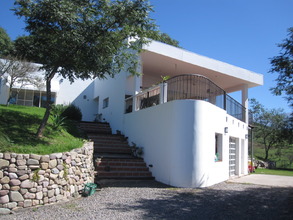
<box><xmin>141</xmin><ymin>41</ymin><xmax>264</xmax><ymax>92</ymax></box>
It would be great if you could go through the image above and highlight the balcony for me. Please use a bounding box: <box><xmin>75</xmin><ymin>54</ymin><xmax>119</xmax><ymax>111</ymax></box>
<box><xmin>125</xmin><ymin>74</ymin><xmax>246</xmax><ymax>122</ymax></box>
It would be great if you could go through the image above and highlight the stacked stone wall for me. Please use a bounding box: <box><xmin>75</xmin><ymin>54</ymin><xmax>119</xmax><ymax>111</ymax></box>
<box><xmin>0</xmin><ymin>142</ymin><xmax>94</xmax><ymax>212</ymax></box>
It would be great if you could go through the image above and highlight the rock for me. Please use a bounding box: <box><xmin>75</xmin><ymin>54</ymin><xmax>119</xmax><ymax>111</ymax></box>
<box><xmin>41</xmin><ymin>162</ymin><xmax>49</xmax><ymax>170</ymax></box>
<box><xmin>6</xmin><ymin>202</ymin><xmax>17</xmax><ymax>209</ymax></box>
<box><xmin>0</xmin><ymin>177</ymin><xmax>10</xmax><ymax>184</ymax></box>
<box><xmin>0</xmin><ymin>159</ymin><xmax>9</xmax><ymax>169</ymax></box>
<box><xmin>57</xmin><ymin>164</ymin><xmax>64</xmax><ymax>171</ymax></box>
<box><xmin>29</xmin><ymin>165</ymin><xmax>40</xmax><ymax>170</ymax></box>
<box><xmin>0</xmin><ymin>195</ymin><xmax>9</xmax><ymax>204</ymax></box>
<box><xmin>8</xmin><ymin>167</ymin><xmax>17</xmax><ymax>173</ymax></box>
<box><xmin>23</xmin><ymin>199</ymin><xmax>32</xmax><ymax>208</ymax></box>
<box><xmin>23</xmin><ymin>154</ymin><xmax>29</xmax><ymax>160</ymax></box>
<box><xmin>20</xmin><ymin>188</ymin><xmax>28</xmax><ymax>195</ymax></box>
<box><xmin>2</xmin><ymin>184</ymin><xmax>10</xmax><ymax>190</ymax></box>
<box><xmin>19</xmin><ymin>174</ymin><xmax>29</xmax><ymax>181</ymax></box>
<box><xmin>36</xmin><ymin>191</ymin><xmax>43</xmax><ymax>200</ymax></box>
<box><xmin>49</xmin><ymin>159</ymin><xmax>57</xmax><ymax>168</ymax></box>
<box><xmin>0</xmin><ymin>153</ymin><xmax>3</xmax><ymax>159</ymax></box>
<box><xmin>17</xmin><ymin>166</ymin><xmax>27</xmax><ymax>171</ymax></box>
<box><xmin>21</xmin><ymin>180</ymin><xmax>34</xmax><ymax>189</ymax></box>
<box><xmin>9</xmin><ymin>191</ymin><xmax>24</xmax><ymax>202</ymax></box>
<box><xmin>10</xmin><ymin>158</ymin><xmax>16</xmax><ymax>163</ymax></box>
<box><xmin>30</xmin><ymin>154</ymin><xmax>41</xmax><ymax>160</ymax></box>
<box><xmin>23</xmin><ymin>192</ymin><xmax>35</xmax><ymax>199</ymax></box>
<box><xmin>0</xmin><ymin>190</ymin><xmax>9</xmax><ymax>196</ymax></box>
<box><xmin>40</xmin><ymin>155</ymin><xmax>50</xmax><ymax>163</ymax></box>
<box><xmin>3</xmin><ymin>153</ymin><xmax>11</xmax><ymax>160</ymax></box>
<box><xmin>10</xmin><ymin>179</ymin><xmax>21</xmax><ymax>186</ymax></box>
<box><xmin>16</xmin><ymin>160</ymin><xmax>26</xmax><ymax>166</ymax></box>
<box><xmin>32</xmin><ymin>199</ymin><xmax>39</xmax><ymax>206</ymax></box>
<box><xmin>51</xmin><ymin>168</ymin><xmax>59</xmax><ymax>174</ymax></box>
<box><xmin>16</xmin><ymin>155</ymin><xmax>23</xmax><ymax>160</ymax></box>
<box><xmin>49</xmin><ymin>173</ymin><xmax>58</xmax><ymax>180</ymax></box>
<box><xmin>0</xmin><ymin>171</ymin><xmax>3</xmax><ymax>178</ymax></box>
<box><xmin>0</xmin><ymin>208</ymin><xmax>12</xmax><ymax>215</ymax></box>
<box><xmin>29</xmin><ymin>188</ymin><xmax>37</xmax><ymax>193</ymax></box>
<box><xmin>8</xmin><ymin>173</ymin><xmax>18</xmax><ymax>179</ymax></box>
<box><xmin>50</xmin><ymin>153</ymin><xmax>63</xmax><ymax>159</ymax></box>
<box><xmin>27</xmin><ymin>159</ymin><xmax>39</xmax><ymax>165</ymax></box>
<box><xmin>43</xmin><ymin>181</ymin><xmax>49</xmax><ymax>188</ymax></box>
<box><xmin>48</xmin><ymin>189</ymin><xmax>55</xmax><ymax>198</ymax></box>
<box><xmin>10</xmin><ymin>186</ymin><xmax>20</xmax><ymax>191</ymax></box>
<box><xmin>55</xmin><ymin>188</ymin><xmax>60</xmax><ymax>196</ymax></box>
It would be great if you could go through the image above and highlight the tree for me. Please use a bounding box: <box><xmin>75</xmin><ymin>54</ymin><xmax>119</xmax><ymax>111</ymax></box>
<box><xmin>0</xmin><ymin>27</ymin><xmax>13</xmax><ymax>57</ymax></box>
<box><xmin>270</xmin><ymin>27</ymin><xmax>293</xmax><ymax>109</ymax></box>
<box><xmin>13</xmin><ymin>0</ymin><xmax>158</xmax><ymax>137</ymax></box>
<box><xmin>1</xmin><ymin>57</ymin><xmax>39</xmax><ymax>105</ymax></box>
<box><xmin>152</xmin><ymin>32</ymin><xmax>181</xmax><ymax>48</ymax></box>
<box><xmin>250</xmin><ymin>98</ymin><xmax>289</xmax><ymax>160</ymax></box>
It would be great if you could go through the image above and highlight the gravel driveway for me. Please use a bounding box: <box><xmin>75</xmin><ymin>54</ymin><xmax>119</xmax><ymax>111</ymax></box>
<box><xmin>2</xmin><ymin>180</ymin><xmax>293</xmax><ymax>220</ymax></box>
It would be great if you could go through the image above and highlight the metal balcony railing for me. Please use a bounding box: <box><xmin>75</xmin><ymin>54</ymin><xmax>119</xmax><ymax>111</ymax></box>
<box><xmin>125</xmin><ymin>74</ymin><xmax>246</xmax><ymax>122</ymax></box>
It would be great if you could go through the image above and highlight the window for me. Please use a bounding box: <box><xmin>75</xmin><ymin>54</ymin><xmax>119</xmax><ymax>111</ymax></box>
<box><xmin>215</xmin><ymin>133</ymin><xmax>223</xmax><ymax>162</ymax></box>
<box><xmin>103</xmin><ymin>97</ymin><xmax>109</xmax><ymax>109</ymax></box>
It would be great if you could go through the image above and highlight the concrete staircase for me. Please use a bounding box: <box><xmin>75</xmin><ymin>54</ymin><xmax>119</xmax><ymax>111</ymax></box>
<box><xmin>79</xmin><ymin>122</ymin><xmax>153</xmax><ymax>180</ymax></box>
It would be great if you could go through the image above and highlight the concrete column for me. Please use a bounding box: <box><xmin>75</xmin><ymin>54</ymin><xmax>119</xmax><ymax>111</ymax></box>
<box><xmin>159</xmin><ymin>82</ymin><xmax>168</xmax><ymax>104</ymax></box>
<box><xmin>241</xmin><ymin>84</ymin><xmax>248</xmax><ymax>123</ymax></box>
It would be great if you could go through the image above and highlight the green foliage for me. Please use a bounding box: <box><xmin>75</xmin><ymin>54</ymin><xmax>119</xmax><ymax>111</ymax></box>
<box><xmin>0</xmin><ymin>27</ymin><xmax>13</xmax><ymax>57</ymax></box>
<box><xmin>270</xmin><ymin>27</ymin><xmax>293</xmax><ymax>109</ymax></box>
<box><xmin>130</xmin><ymin>142</ymin><xmax>143</xmax><ymax>158</ymax></box>
<box><xmin>31</xmin><ymin>168</ymin><xmax>41</xmax><ymax>182</ymax></box>
<box><xmin>0</xmin><ymin>105</ymin><xmax>84</xmax><ymax>154</ymax></box>
<box><xmin>151</xmin><ymin>32</ymin><xmax>181</xmax><ymax>48</ymax></box>
<box><xmin>254</xmin><ymin>168</ymin><xmax>293</xmax><ymax>176</ymax></box>
<box><xmin>13</xmin><ymin>0</ymin><xmax>158</xmax><ymax>137</ymax></box>
<box><xmin>250</xmin><ymin>98</ymin><xmax>291</xmax><ymax>160</ymax></box>
<box><xmin>61</xmin><ymin>104</ymin><xmax>82</xmax><ymax>121</ymax></box>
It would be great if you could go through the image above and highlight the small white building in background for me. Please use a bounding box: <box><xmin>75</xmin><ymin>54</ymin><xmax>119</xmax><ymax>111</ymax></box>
<box><xmin>0</xmin><ymin>40</ymin><xmax>263</xmax><ymax>187</ymax></box>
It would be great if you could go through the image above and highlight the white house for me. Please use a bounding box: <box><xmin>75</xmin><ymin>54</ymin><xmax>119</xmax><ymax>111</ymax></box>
<box><xmin>0</xmin><ymin>40</ymin><xmax>263</xmax><ymax>188</ymax></box>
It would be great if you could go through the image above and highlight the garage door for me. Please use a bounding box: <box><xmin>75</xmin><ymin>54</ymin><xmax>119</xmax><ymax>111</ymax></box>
<box><xmin>229</xmin><ymin>137</ymin><xmax>236</xmax><ymax>177</ymax></box>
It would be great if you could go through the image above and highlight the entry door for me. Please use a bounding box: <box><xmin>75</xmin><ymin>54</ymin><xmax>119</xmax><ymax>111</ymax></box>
<box><xmin>229</xmin><ymin>137</ymin><xmax>237</xmax><ymax>177</ymax></box>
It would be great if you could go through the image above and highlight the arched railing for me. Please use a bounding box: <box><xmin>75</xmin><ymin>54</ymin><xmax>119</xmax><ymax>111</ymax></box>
<box><xmin>125</xmin><ymin>74</ymin><xmax>246</xmax><ymax>122</ymax></box>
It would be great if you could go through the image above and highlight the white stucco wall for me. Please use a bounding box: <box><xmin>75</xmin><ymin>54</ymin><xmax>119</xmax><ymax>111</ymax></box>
<box><xmin>123</xmin><ymin>100</ymin><xmax>248</xmax><ymax>188</ymax></box>
<box><xmin>55</xmin><ymin>77</ymin><xmax>98</xmax><ymax>122</ymax></box>
<box><xmin>93</xmin><ymin>72</ymin><xmax>129</xmax><ymax>133</ymax></box>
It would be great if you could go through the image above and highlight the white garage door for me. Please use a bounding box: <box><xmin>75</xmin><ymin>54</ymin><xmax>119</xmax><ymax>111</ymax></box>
<box><xmin>229</xmin><ymin>137</ymin><xmax>236</xmax><ymax>177</ymax></box>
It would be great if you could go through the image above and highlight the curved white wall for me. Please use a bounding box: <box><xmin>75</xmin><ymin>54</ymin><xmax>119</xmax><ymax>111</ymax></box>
<box><xmin>124</xmin><ymin>100</ymin><xmax>248</xmax><ymax>187</ymax></box>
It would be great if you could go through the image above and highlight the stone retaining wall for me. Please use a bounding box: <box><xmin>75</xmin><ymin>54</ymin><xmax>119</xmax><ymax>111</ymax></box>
<box><xmin>0</xmin><ymin>142</ymin><xmax>95</xmax><ymax>212</ymax></box>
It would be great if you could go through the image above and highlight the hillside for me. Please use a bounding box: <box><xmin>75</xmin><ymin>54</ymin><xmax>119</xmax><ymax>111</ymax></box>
<box><xmin>0</xmin><ymin>105</ymin><xmax>85</xmax><ymax>154</ymax></box>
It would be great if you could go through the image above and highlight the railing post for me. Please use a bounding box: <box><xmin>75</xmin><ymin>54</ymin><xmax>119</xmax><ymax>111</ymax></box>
<box><xmin>132</xmin><ymin>93</ymin><xmax>137</xmax><ymax>112</ymax></box>
<box><xmin>224</xmin><ymin>91</ymin><xmax>227</xmax><ymax>111</ymax></box>
<box><xmin>160</xmin><ymin>82</ymin><xmax>168</xmax><ymax>104</ymax></box>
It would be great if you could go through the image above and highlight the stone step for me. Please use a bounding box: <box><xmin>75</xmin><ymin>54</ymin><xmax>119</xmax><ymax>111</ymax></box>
<box><xmin>96</xmin><ymin>158</ymin><xmax>147</xmax><ymax>166</ymax></box>
<box><xmin>94</xmin><ymin>147</ymin><xmax>132</xmax><ymax>154</ymax></box>
<box><xmin>96</xmin><ymin>171</ymin><xmax>154</xmax><ymax>179</ymax></box>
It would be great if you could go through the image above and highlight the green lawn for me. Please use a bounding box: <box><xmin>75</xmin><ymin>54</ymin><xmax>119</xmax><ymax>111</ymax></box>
<box><xmin>0</xmin><ymin>105</ymin><xmax>86</xmax><ymax>155</ymax></box>
<box><xmin>254</xmin><ymin>168</ymin><xmax>293</xmax><ymax>176</ymax></box>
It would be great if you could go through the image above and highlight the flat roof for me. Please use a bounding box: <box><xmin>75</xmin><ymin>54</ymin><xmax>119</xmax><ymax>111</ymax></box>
<box><xmin>142</xmin><ymin>41</ymin><xmax>263</xmax><ymax>92</ymax></box>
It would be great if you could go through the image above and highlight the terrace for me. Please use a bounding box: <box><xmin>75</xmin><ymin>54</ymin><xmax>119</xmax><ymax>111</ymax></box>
<box><xmin>125</xmin><ymin>74</ymin><xmax>246</xmax><ymax>122</ymax></box>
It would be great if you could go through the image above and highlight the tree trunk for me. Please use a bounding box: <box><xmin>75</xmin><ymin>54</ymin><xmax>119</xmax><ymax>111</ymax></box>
<box><xmin>264</xmin><ymin>148</ymin><xmax>269</xmax><ymax>160</ymax></box>
<box><xmin>36</xmin><ymin>69</ymin><xmax>57</xmax><ymax>138</ymax></box>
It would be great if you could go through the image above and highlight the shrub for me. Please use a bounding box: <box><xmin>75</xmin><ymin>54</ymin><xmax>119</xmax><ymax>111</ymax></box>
<box><xmin>61</xmin><ymin>104</ymin><xmax>82</xmax><ymax>121</ymax></box>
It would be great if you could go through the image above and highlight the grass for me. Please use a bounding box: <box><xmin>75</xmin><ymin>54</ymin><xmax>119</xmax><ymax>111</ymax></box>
<box><xmin>254</xmin><ymin>168</ymin><xmax>293</xmax><ymax>176</ymax></box>
<box><xmin>253</xmin><ymin>145</ymin><xmax>293</xmax><ymax>169</ymax></box>
<box><xmin>0</xmin><ymin>105</ymin><xmax>86</xmax><ymax>155</ymax></box>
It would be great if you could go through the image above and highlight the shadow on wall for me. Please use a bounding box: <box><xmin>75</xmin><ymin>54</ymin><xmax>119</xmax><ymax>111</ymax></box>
<box><xmin>103</xmin><ymin>183</ymin><xmax>293</xmax><ymax>219</ymax></box>
<box><xmin>71</xmin><ymin>81</ymin><xmax>98</xmax><ymax>122</ymax></box>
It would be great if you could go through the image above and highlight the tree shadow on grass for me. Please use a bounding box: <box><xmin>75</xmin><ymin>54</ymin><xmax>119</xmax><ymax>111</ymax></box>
<box><xmin>104</xmin><ymin>183</ymin><xmax>293</xmax><ymax>220</ymax></box>
<box><xmin>0</xmin><ymin>109</ymin><xmax>49</xmax><ymax>146</ymax></box>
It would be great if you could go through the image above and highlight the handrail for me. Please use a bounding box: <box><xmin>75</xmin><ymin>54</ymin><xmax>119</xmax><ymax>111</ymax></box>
<box><xmin>125</xmin><ymin>74</ymin><xmax>246</xmax><ymax>122</ymax></box>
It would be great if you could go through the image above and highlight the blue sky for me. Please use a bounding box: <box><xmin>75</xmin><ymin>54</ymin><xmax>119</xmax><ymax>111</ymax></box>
<box><xmin>0</xmin><ymin>0</ymin><xmax>292</xmax><ymax>113</ymax></box>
